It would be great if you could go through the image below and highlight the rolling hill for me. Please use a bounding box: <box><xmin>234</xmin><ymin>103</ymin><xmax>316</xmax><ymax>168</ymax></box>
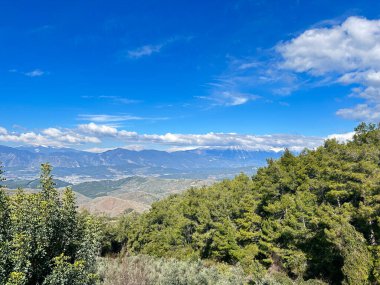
<box><xmin>4</xmin><ymin>176</ymin><xmax>215</xmax><ymax>215</ymax></box>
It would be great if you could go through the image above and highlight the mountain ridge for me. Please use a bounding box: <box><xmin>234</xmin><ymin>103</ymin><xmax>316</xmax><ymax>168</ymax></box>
<box><xmin>0</xmin><ymin>145</ymin><xmax>283</xmax><ymax>180</ymax></box>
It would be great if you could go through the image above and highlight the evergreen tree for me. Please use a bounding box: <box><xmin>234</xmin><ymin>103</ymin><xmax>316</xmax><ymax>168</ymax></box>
<box><xmin>122</xmin><ymin>123</ymin><xmax>380</xmax><ymax>284</ymax></box>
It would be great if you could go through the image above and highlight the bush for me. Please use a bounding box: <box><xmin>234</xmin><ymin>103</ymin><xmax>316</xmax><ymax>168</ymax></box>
<box><xmin>0</xmin><ymin>164</ymin><xmax>102</xmax><ymax>285</ymax></box>
<box><xmin>99</xmin><ymin>255</ymin><xmax>245</xmax><ymax>285</ymax></box>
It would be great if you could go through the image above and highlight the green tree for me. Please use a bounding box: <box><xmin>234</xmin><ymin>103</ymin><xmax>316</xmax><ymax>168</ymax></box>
<box><xmin>0</xmin><ymin>163</ymin><xmax>102</xmax><ymax>285</ymax></box>
<box><xmin>124</xmin><ymin>123</ymin><xmax>380</xmax><ymax>284</ymax></box>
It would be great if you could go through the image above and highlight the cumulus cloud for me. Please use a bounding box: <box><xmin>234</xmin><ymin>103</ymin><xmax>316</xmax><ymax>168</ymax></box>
<box><xmin>42</xmin><ymin>127</ymin><xmax>101</xmax><ymax>144</ymax></box>
<box><xmin>327</xmin><ymin>131</ymin><xmax>355</xmax><ymax>142</ymax></box>
<box><xmin>78</xmin><ymin>123</ymin><xmax>119</xmax><ymax>136</ymax></box>
<box><xmin>1</xmin><ymin>133</ymin><xmax>50</xmax><ymax>145</ymax></box>
<box><xmin>277</xmin><ymin>17</ymin><xmax>380</xmax><ymax>74</ymax></box>
<box><xmin>277</xmin><ymin>16</ymin><xmax>380</xmax><ymax>121</ymax></box>
<box><xmin>0</xmin><ymin>124</ymin><xmax>319</xmax><ymax>151</ymax></box>
<box><xmin>0</xmin><ymin>131</ymin><xmax>72</xmax><ymax>146</ymax></box>
<box><xmin>336</xmin><ymin>104</ymin><xmax>380</xmax><ymax>121</ymax></box>
<box><xmin>0</xmin><ymin>127</ymin><xmax>8</xmax><ymax>135</ymax></box>
<box><xmin>0</xmin><ymin>126</ymin><xmax>100</xmax><ymax>147</ymax></box>
<box><xmin>77</xmin><ymin>123</ymin><xmax>138</xmax><ymax>138</ymax></box>
<box><xmin>136</xmin><ymin>132</ymin><xmax>324</xmax><ymax>151</ymax></box>
<box><xmin>42</xmin><ymin>128</ymin><xmax>63</xmax><ymax>137</ymax></box>
<box><xmin>0</xmin><ymin>123</ymin><xmax>358</xmax><ymax>152</ymax></box>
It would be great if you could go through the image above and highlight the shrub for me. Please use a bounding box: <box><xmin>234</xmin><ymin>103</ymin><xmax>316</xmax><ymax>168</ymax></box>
<box><xmin>0</xmin><ymin>164</ymin><xmax>102</xmax><ymax>285</ymax></box>
<box><xmin>99</xmin><ymin>255</ymin><xmax>245</xmax><ymax>285</ymax></box>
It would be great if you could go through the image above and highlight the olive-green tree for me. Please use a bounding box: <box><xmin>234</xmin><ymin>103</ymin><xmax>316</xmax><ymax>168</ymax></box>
<box><xmin>0</xmin><ymin>163</ymin><xmax>102</xmax><ymax>285</ymax></box>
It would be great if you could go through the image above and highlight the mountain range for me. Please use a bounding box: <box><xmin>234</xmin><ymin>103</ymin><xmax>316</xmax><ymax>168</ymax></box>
<box><xmin>0</xmin><ymin>145</ymin><xmax>283</xmax><ymax>181</ymax></box>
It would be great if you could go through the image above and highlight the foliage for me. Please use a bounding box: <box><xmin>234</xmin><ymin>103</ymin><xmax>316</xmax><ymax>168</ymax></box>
<box><xmin>99</xmin><ymin>254</ymin><xmax>245</xmax><ymax>285</ymax></box>
<box><xmin>99</xmin><ymin>254</ymin><xmax>328</xmax><ymax>285</ymax></box>
<box><xmin>0</xmin><ymin>163</ymin><xmax>102</xmax><ymax>285</ymax></box>
<box><xmin>120</xmin><ymin>123</ymin><xmax>380</xmax><ymax>284</ymax></box>
<box><xmin>43</xmin><ymin>254</ymin><xmax>98</xmax><ymax>285</ymax></box>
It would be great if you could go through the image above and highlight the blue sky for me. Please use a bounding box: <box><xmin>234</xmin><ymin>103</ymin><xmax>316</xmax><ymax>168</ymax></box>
<box><xmin>1</xmin><ymin>0</ymin><xmax>380</xmax><ymax>151</ymax></box>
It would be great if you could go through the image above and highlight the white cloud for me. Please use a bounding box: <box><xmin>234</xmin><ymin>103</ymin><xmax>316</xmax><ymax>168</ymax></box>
<box><xmin>42</xmin><ymin>128</ymin><xmax>63</xmax><ymax>137</ymax></box>
<box><xmin>0</xmin><ymin>123</ymin><xmax>358</xmax><ymax>152</ymax></box>
<box><xmin>277</xmin><ymin>17</ymin><xmax>380</xmax><ymax>75</ymax></box>
<box><xmin>98</xmin><ymin>96</ymin><xmax>141</xmax><ymax>104</ymax></box>
<box><xmin>84</xmin><ymin>147</ymin><xmax>117</xmax><ymax>153</ymax></box>
<box><xmin>198</xmin><ymin>91</ymin><xmax>259</xmax><ymax>107</ymax></box>
<box><xmin>77</xmin><ymin>123</ymin><xmax>138</xmax><ymax>140</ymax></box>
<box><xmin>0</xmin><ymin>126</ymin><xmax>100</xmax><ymax>147</ymax></box>
<box><xmin>78</xmin><ymin>123</ymin><xmax>119</xmax><ymax>136</ymax></box>
<box><xmin>78</xmin><ymin>114</ymin><xmax>143</xmax><ymax>123</ymax></box>
<box><xmin>0</xmin><ymin>127</ymin><xmax>8</xmax><ymax>135</ymax></box>
<box><xmin>326</xmin><ymin>131</ymin><xmax>355</xmax><ymax>142</ymax></box>
<box><xmin>85</xmin><ymin>145</ymin><xmax>145</xmax><ymax>153</ymax></box>
<box><xmin>42</xmin><ymin>127</ymin><xmax>101</xmax><ymax>144</ymax></box>
<box><xmin>9</xmin><ymin>68</ymin><xmax>46</xmax><ymax>78</ymax></box>
<box><xmin>238</xmin><ymin>62</ymin><xmax>259</xmax><ymax>70</ymax></box>
<box><xmin>135</xmin><ymin>131</ymin><xmax>324</xmax><ymax>151</ymax></box>
<box><xmin>277</xmin><ymin>16</ymin><xmax>380</xmax><ymax>121</ymax></box>
<box><xmin>338</xmin><ymin>71</ymin><xmax>380</xmax><ymax>88</ymax></box>
<box><xmin>24</xmin><ymin>69</ymin><xmax>45</xmax><ymax>77</ymax></box>
<box><xmin>203</xmin><ymin>55</ymin><xmax>300</xmax><ymax>108</ymax></box>
<box><xmin>78</xmin><ymin>114</ymin><xmax>168</xmax><ymax>123</ymax></box>
<box><xmin>125</xmin><ymin>36</ymin><xmax>192</xmax><ymax>59</ymax></box>
<box><xmin>336</xmin><ymin>104</ymin><xmax>380</xmax><ymax>121</ymax></box>
<box><xmin>0</xmin><ymin>132</ymin><xmax>58</xmax><ymax>146</ymax></box>
<box><xmin>127</xmin><ymin>44</ymin><xmax>164</xmax><ymax>59</ymax></box>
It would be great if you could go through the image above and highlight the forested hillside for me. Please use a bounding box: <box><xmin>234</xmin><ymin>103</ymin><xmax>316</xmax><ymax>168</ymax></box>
<box><xmin>1</xmin><ymin>123</ymin><xmax>380</xmax><ymax>284</ymax></box>
<box><xmin>110</xmin><ymin>123</ymin><xmax>380</xmax><ymax>284</ymax></box>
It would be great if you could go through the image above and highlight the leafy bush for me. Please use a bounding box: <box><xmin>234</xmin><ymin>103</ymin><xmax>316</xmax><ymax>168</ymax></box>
<box><xmin>0</xmin><ymin>164</ymin><xmax>102</xmax><ymax>285</ymax></box>
<box><xmin>99</xmin><ymin>255</ymin><xmax>328</xmax><ymax>285</ymax></box>
<box><xmin>98</xmin><ymin>254</ymin><xmax>245</xmax><ymax>285</ymax></box>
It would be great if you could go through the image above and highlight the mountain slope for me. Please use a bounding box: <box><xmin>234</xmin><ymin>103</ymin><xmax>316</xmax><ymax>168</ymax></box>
<box><xmin>3</xmin><ymin>175</ymin><xmax>215</xmax><ymax>215</ymax></box>
<box><xmin>79</xmin><ymin>196</ymin><xmax>149</xmax><ymax>217</ymax></box>
<box><xmin>122</xmin><ymin>124</ymin><xmax>380</xmax><ymax>284</ymax></box>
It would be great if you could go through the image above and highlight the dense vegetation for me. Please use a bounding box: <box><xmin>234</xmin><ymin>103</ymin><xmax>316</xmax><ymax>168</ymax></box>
<box><xmin>1</xmin><ymin>122</ymin><xmax>380</xmax><ymax>284</ymax></box>
<box><xmin>0</xmin><ymin>164</ymin><xmax>102</xmax><ymax>285</ymax></box>
<box><xmin>108</xmin><ymin>123</ymin><xmax>380</xmax><ymax>284</ymax></box>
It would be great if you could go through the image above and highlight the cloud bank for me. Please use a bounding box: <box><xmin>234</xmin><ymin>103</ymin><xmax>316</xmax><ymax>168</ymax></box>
<box><xmin>0</xmin><ymin>123</ymin><xmax>352</xmax><ymax>152</ymax></box>
<box><xmin>278</xmin><ymin>16</ymin><xmax>380</xmax><ymax>121</ymax></box>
